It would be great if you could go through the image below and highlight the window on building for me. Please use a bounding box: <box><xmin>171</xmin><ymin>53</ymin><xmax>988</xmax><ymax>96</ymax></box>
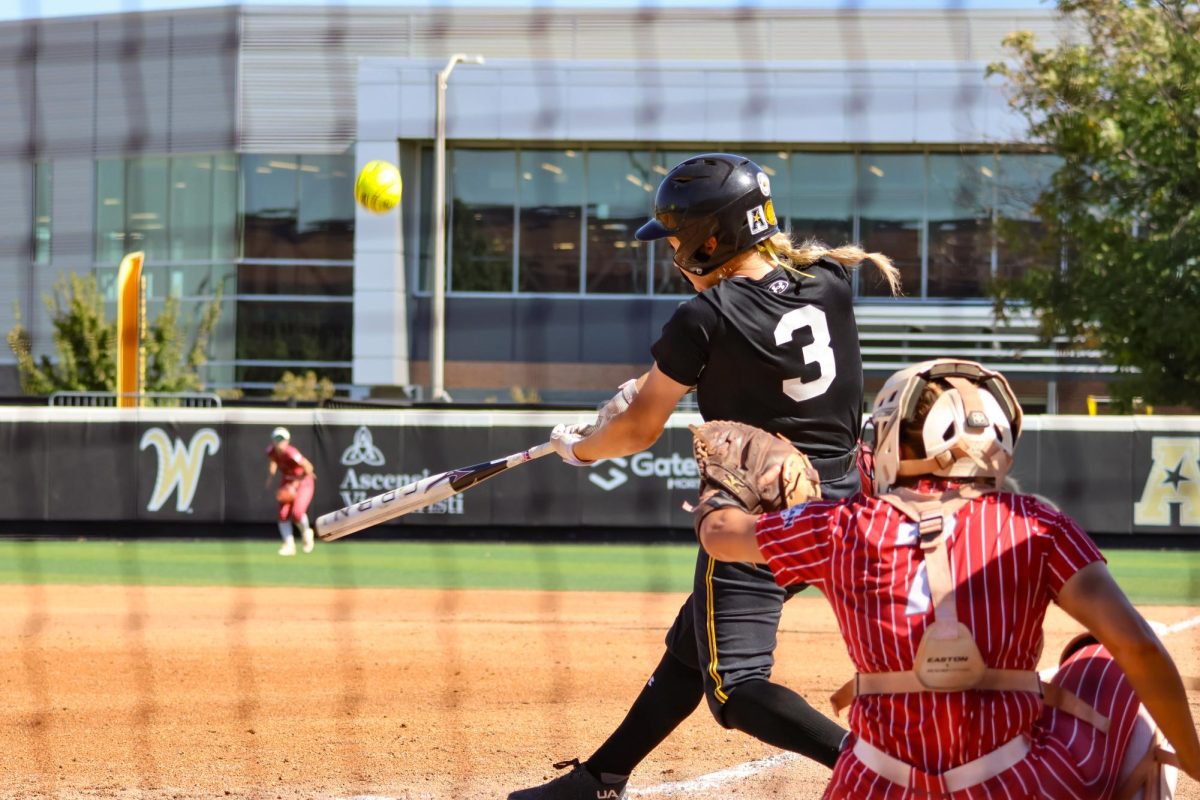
<box><xmin>237</xmin><ymin>263</ymin><xmax>353</xmax><ymax>296</ymax></box>
<box><xmin>213</xmin><ymin>154</ymin><xmax>238</xmax><ymax>261</ymax></box>
<box><xmin>125</xmin><ymin>157</ymin><xmax>169</xmax><ymax>261</ymax></box>
<box><xmin>243</xmin><ymin>155</ymin><xmax>300</xmax><ymax>259</ymax></box>
<box><xmin>241</xmin><ymin>153</ymin><xmax>355</xmax><ymax>260</ymax></box>
<box><xmin>234</xmin><ymin>300</ymin><xmax>353</xmax><ymax>365</ymax></box>
<box><xmin>790</xmin><ymin>153</ymin><xmax>854</xmax><ymax>249</ymax></box>
<box><xmin>519</xmin><ymin>149</ymin><xmax>583</xmax><ymax>293</ymax></box>
<box><xmin>429</xmin><ymin>146</ymin><xmax>1056</xmax><ymax>302</ymax></box>
<box><xmin>138</xmin><ymin>263</ymin><xmax>234</xmax><ymax>301</ymax></box>
<box><xmin>412</xmin><ymin>145</ymin><xmax>435</xmax><ymax>292</ymax></box>
<box><xmin>34</xmin><ymin>161</ymin><xmax>51</xmax><ymax>264</ymax></box>
<box><xmin>170</xmin><ymin>156</ymin><xmax>215</xmax><ymax>261</ymax></box>
<box><xmin>858</xmin><ymin>154</ymin><xmax>924</xmax><ymax>297</ymax></box>
<box><xmin>96</xmin><ymin>159</ymin><xmax>127</xmax><ymax>265</ymax></box>
<box><xmin>449</xmin><ymin>149</ymin><xmax>516</xmax><ymax>292</ymax></box>
<box><xmin>297</xmin><ymin>155</ymin><xmax>355</xmax><ymax>259</ymax></box>
<box><xmin>585</xmin><ymin>150</ymin><xmax>656</xmax><ymax>294</ymax></box>
<box><xmin>927</xmin><ymin>154</ymin><xmax>995</xmax><ymax>298</ymax></box>
<box><xmin>996</xmin><ymin>153</ymin><xmax>1060</xmax><ymax>283</ymax></box>
<box><xmin>98</xmin><ymin>155</ymin><xmax>239</xmax><ymax>266</ymax></box>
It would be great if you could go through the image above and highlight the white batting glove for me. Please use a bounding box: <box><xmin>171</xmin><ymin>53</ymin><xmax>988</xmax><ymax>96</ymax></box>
<box><xmin>596</xmin><ymin>378</ymin><xmax>639</xmax><ymax>425</ymax></box>
<box><xmin>551</xmin><ymin>423</ymin><xmax>595</xmax><ymax>467</ymax></box>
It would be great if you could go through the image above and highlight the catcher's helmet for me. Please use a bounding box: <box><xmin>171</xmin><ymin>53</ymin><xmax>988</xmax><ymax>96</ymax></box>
<box><xmin>636</xmin><ymin>153</ymin><xmax>779</xmax><ymax>276</ymax></box>
<box><xmin>870</xmin><ymin>359</ymin><xmax>1023</xmax><ymax>495</ymax></box>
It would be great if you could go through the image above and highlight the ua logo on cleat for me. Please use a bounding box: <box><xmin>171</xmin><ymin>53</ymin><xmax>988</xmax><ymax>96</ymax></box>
<box><xmin>596</xmin><ymin>791</ymin><xmax>621</xmax><ymax>800</ymax></box>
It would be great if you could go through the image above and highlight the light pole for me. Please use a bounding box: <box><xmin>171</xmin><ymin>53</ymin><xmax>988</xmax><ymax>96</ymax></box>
<box><xmin>431</xmin><ymin>52</ymin><xmax>485</xmax><ymax>402</ymax></box>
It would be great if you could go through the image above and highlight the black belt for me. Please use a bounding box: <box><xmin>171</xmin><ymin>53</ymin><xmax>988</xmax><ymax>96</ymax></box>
<box><xmin>807</xmin><ymin>446</ymin><xmax>859</xmax><ymax>484</ymax></box>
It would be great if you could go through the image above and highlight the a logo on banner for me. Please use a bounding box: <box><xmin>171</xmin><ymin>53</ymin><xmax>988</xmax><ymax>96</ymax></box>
<box><xmin>340</xmin><ymin>426</ymin><xmax>386</xmax><ymax>466</ymax></box>
<box><xmin>1134</xmin><ymin>436</ymin><xmax>1200</xmax><ymax>527</ymax></box>
<box><xmin>337</xmin><ymin>426</ymin><xmax>462</xmax><ymax>514</ymax></box>
<box><xmin>587</xmin><ymin>450</ymin><xmax>699</xmax><ymax>492</ymax></box>
<box><xmin>139</xmin><ymin>427</ymin><xmax>220</xmax><ymax>513</ymax></box>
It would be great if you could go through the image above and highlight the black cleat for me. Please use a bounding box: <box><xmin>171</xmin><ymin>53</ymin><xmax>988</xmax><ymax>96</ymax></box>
<box><xmin>507</xmin><ymin>759</ymin><xmax>628</xmax><ymax>800</ymax></box>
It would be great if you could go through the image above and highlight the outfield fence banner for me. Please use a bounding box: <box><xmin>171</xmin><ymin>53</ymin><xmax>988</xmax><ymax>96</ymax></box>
<box><xmin>0</xmin><ymin>409</ymin><xmax>1198</xmax><ymax>536</ymax></box>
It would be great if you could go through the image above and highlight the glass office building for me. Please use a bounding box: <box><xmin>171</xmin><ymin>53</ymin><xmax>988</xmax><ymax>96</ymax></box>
<box><xmin>2</xmin><ymin>4</ymin><xmax>1101</xmax><ymax>409</ymax></box>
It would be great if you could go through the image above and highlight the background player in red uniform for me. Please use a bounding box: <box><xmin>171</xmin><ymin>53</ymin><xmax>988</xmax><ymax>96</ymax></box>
<box><xmin>509</xmin><ymin>153</ymin><xmax>901</xmax><ymax>799</ymax></box>
<box><xmin>696</xmin><ymin>359</ymin><xmax>1200</xmax><ymax>798</ymax></box>
<box><xmin>265</xmin><ymin>426</ymin><xmax>316</xmax><ymax>556</ymax></box>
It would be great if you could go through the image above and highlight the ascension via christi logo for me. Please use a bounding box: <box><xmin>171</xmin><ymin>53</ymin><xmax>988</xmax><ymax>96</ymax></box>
<box><xmin>337</xmin><ymin>426</ymin><xmax>462</xmax><ymax>514</ymax></box>
<box><xmin>339</xmin><ymin>425</ymin><xmax>386</xmax><ymax>466</ymax></box>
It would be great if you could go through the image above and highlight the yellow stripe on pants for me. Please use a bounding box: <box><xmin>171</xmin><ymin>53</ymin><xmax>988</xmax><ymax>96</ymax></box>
<box><xmin>704</xmin><ymin>556</ymin><xmax>728</xmax><ymax>703</ymax></box>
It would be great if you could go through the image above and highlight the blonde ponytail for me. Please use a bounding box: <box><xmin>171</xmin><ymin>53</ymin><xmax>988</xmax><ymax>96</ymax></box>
<box><xmin>758</xmin><ymin>233</ymin><xmax>903</xmax><ymax>297</ymax></box>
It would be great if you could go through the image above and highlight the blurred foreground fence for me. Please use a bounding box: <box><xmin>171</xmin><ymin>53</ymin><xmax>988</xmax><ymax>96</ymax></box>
<box><xmin>0</xmin><ymin>407</ymin><xmax>1197</xmax><ymax>536</ymax></box>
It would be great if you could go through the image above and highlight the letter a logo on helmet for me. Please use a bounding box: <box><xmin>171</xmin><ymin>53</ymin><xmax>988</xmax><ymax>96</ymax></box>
<box><xmin>635</xmin><ymin>153</ymin><xmax>779</xmax><ymax>276</ymax></box>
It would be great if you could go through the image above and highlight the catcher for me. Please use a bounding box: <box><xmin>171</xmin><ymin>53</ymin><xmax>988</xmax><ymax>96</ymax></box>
<box><xmin>693</xmin><ymin>360</ymin><xmax>1199</xmax><ymax>798</ymax></box>
<box><xmin>265</xmin><ymin>426</ymin><xmax>316</xmax><ymax>556</ymax></box>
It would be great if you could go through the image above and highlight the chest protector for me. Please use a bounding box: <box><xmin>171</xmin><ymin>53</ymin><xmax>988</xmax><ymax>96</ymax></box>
<box><xmin>830</xmin><ymin>486</ymin><xmax>1110</xmax><ymax>734</ymax></box>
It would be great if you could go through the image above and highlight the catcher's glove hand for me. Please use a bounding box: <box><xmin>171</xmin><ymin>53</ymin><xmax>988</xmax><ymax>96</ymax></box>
<box><xmin>690</xmin><ymin>420</ymin><xmax>822</xmax><ymax>531</ymax></box>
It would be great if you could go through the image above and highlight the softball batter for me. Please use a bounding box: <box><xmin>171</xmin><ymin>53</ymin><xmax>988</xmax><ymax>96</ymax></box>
<box><xmin>510</xmin><ymin>153</ymin><xmax>901</xmax><ymax>799</ymax></box>
<box><xmin>697</xmin><ymin>359</ymin><xmax>1200</xmax><ymax>798</ymax></box>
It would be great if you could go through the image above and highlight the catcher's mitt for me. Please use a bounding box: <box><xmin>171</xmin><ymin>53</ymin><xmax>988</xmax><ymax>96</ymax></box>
<box><xmin>690</xmin><ymin>420</ymin><xmax>822</xmax><ymax>530</ymax></box>
<box><xmin>276</xmin><ymin>484</ymin><xmax>297</xmax><ymax>504</ymax></box>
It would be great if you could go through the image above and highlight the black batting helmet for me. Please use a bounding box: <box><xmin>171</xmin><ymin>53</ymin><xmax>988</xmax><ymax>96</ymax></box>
<box><xmin>635</xmin><ymin>153</ymin><xmax>779</xmax><ymax>276</ymax></box>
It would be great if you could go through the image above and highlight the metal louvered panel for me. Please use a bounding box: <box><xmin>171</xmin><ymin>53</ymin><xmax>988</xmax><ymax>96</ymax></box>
<box><xmin>94</xmin><ymin>15</ymin><xmax>171</xmax><ymax>156</ymax></box>
<box><xmin>48</xmin><ymin>157</ymin><xmax>95</xmax><ymax>265</ymax></box>
<box><xmin>168</xmin><ymin>11</ymin><xmax>238</xmax><ymax>153</ymax></box>
<box><xmin>238</xmin><ymin>5</ymin><xmax>1065</xmax><ymax>152</ymax></box>
<box><xmin>33</xmin><ymin>21</ymin><xmax>96</xmax><ymax>160</ymax></box>
<box><xmin>239</xmin><ymin>9</ymin><xmax>410</xmax><ymax>153</ymax></box>
<box><xmin>0</xmin><ymin>24</ymin><xmax>37</xmax><ymax>161</ymax></box>
<box><xmin>1</xmin><ymin>9</ymin><xmax>236</xmax><ymax>161</ymax></box>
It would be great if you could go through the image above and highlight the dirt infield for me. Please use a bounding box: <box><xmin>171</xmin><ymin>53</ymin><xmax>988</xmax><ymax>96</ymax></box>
<box><xmin>1</xmin><ymin>585</ymin><xmax>1196</xmax><ymax>799</ymax></box>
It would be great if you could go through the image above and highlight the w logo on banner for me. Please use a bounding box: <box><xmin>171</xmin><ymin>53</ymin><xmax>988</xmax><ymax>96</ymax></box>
<box><xmin>341</xmin><ymin>426</ymin><xmax>386</xmax><ymax>466</ymax></box>
<box><xmin>140</xmin><ymin>428</ymin><xmax>221</xmax><ymax>513</ymax></box>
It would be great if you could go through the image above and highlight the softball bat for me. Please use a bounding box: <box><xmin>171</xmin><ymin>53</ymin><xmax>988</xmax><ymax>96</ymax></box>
<box><xmin>315</xmin><ymin>441</ymin><xmax>556</xmax><ymax>541</ymax></box>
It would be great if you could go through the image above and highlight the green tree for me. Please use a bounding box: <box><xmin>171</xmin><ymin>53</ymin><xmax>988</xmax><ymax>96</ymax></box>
<box><xmin>988</xmin><ymin>0</ymin><xmax>1200</xmax><ymax>408</ymax></box>
<box><xmin>271</xmin><ymin>370</ymin><xmax>335</xmax><ymax>403</ymax></box>
<box><xmin>7</xmin><ymin>272</ymin><xmax>223</xmax><ymax>395</ymax></box>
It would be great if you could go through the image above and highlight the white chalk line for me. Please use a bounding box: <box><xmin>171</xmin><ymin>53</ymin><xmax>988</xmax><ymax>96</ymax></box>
<box><xmin>328</xmin><ymin>612</ymin><xmax>1200</xmax><ymax>800</ymax></box>
<box><xmin>627</xmin><ymin>752</ymin><xmax>800</xmax><ymax>796</ymax></box>
<box><xmin>631</xmin><ymin>610</ymin><xmax>1200</xmax><ymax>799</ymax></box>
<box><xmin>1160</xmin><ymin>612</ymin><xmax>1200</xmax><ymax>636</ymax></box>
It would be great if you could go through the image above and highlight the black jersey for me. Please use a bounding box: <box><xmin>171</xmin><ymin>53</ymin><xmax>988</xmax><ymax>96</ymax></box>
<box><xmin>651</xmin><ymin>259</ymin><xmax>863</xmax><ymax>459</ymax></box>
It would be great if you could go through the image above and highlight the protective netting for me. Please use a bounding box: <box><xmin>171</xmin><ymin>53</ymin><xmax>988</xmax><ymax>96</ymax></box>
<box><xmin>4</xmin><ymin>2</ymin><xmax>1199</xmax><ymax>799</ymax></box>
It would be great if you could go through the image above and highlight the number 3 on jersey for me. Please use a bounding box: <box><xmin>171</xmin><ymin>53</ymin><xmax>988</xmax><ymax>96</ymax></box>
<box><xmin>774</xmin><ymin>306</ymin><xmax>835</xmax><ymax>403</ymax></box>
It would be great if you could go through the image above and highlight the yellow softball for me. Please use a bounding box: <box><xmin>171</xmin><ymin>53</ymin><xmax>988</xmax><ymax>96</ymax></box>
<box><xmin>354</xmin><ymin>160</ymin><xmax>403</xmax><ymax>214</ymax></box>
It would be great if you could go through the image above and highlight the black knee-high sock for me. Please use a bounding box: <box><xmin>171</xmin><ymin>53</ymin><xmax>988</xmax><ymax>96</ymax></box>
<box><xmin>584</xmin><ymin>650</ymin><xmax>704</xmax><ymax>780</ymax></box>
<box><xmin>721</xmin><ymin>679</ymin><xmax>848</xmax><ymax>768</ymax></box>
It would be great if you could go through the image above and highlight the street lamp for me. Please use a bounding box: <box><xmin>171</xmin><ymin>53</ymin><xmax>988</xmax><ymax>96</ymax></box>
<box><xmin>431</xmin><ymin>52</ymin><xmax>485</xmax><ymax>402</ymax></box>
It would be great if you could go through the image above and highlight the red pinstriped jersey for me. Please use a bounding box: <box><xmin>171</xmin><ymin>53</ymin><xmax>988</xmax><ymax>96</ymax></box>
<box><xmin>755</xmin><ymin>486</ymin><xmax>1104</xmax><ymax>776</ymax></box>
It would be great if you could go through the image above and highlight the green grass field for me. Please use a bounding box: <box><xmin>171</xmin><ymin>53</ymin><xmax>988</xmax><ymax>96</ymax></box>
<box><xmin>0</xmin><ymin>539</ymin><xmax>1197</xmax><ymax>605</ymax></box>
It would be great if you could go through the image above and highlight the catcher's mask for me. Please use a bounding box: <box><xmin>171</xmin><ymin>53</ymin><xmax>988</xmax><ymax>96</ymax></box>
<box><xmin>871</xmin><ymin>359</ymin><xmax>1023</xmax><ymax>495</ymax></box>
<box><xmin>635</xmin><ymin>153</ymin><xmax>778</xmax><ymax>276</ymax></box>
